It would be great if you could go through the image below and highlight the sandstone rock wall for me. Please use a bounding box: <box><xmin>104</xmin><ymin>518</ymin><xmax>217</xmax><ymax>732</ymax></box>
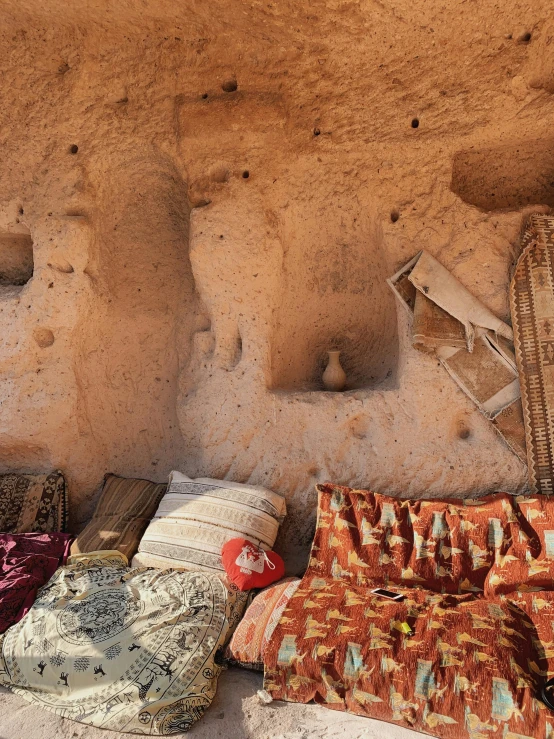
<box><xmin>0</xmin><ymin>0</ymin><xmax>553</xmax><ymax>566</ymax></box>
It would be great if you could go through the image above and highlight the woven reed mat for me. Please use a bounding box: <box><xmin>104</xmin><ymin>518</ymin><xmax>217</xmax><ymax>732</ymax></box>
<box><xmin>511</xmin><ymin>213</ymin><xmax>554</xmax><ymax>493</ymax></box>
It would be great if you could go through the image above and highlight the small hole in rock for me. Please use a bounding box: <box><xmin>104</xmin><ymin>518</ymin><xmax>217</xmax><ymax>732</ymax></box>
<box><xmin>519</xmin><ymin>31</ymin><xmax>532</xmax><ymax>43</ymax></box>
<box><xmin>313</xmin><ymin>128</ymin><xmax>321</xmax><ymax>136</ymax></box>
<box><xmin>211</xmin><ymin>166</ymin><xmax>229</xmax><ymax>184</ymax></box>
<box><xmin>411</xmin><ymin>118</ymin><xmax>419</xmax><ymax>129</ymax></box>
<box><xmin>390</xmin><ymin>210</ymin><xmax>400</xmax><ymax>223</ymax></box>
<box><xmin>242</xmin><ymin>170</ymin><xmax>250</xmax><ymax>179</ymax></box>
<box><xmin>33</xmin><ymin>327</ymin><xmax>55</xmax><ymax>348</ymax></box>
<box><xmin>18</xmin><ymin>207</ymin><xmax>24</xmax><ymax>215</ymax></box>
<box><xmin>69</xmin><ymin>144</ymin><xmax>79</xmax><ymax>154</ymax></box>
<box><xmin>221</xmin><ymin>79</ymin><xmax>237</xmax><ymax>93</ymax></box>
<box><xmin>201</xmin><ymin>93</ymin><xmax>208</xmax><ymax>99</ymax></box>
<box><xmin>458</xmin><ymin>427</ymin><xmax>471</xmax><ymax>440</ymax></box>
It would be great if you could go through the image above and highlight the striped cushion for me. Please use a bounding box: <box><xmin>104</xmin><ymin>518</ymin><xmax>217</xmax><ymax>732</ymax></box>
<box><xmin>70</xmin><ymin>474</ymin><xmax>166</xmax><ymax>559</ymax></box>
<box><xmin>225</xmin><ymin>577</ymin><xmax>301</xmax><ymax>670</ymax></box>
<box><xmin>132</xmin><ymin>471</ymin><xmax>286</xmax><ymax>573</ymax></box>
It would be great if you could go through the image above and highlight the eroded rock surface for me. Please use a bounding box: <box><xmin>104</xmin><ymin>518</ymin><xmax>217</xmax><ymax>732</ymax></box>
<box><xmin>1</xmin><ymin>1</ymin><xmax>553</xmax><ymax>567</ymax></box>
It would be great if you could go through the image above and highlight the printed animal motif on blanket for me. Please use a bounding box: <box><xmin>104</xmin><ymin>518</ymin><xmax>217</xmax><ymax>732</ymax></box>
<box><xmin>67</xmin><ymin>550</ymin><xmax>129</xmax><ymax>568</ymax></box>
<box><xmin>0</xmin><ymin>557</ymin><xmax>247</xmax><ymax>735</ymax></box>
<box><xmin>263</xmin><ymin>484</ymin><xmax>554</xmax><ymax>738</ymax></box>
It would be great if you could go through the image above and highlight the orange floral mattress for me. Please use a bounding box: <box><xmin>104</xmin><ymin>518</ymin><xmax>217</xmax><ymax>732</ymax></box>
<box><xmin>264</xmin><ymin>484</ymin><xmax>554</xmax><ymax>738</ymax></box>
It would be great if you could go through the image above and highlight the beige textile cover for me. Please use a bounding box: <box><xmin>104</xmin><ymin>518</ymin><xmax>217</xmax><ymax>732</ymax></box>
<box><xmin>132</xmin><ymin>471</ymin><xmax>286</xmax><ymax>573</ymax></box>
<box><xmin>0</xmin><ymin>552</ymin><xmax>247</xmax><ymax>735</ymax></box>
<box><xmin>511</xmin><ymin>213</ymin><xmax>554</xmax><ymax>493</ymax></box>
<box><xmin>67</xmin><ymin>549</ymin><xmax>129</xmax><ymax>567</ymax></box>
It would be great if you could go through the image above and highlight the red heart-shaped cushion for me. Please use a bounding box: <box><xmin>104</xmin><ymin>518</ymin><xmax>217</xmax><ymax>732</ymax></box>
<box><xmin>222</xmin><ymin>538</ymin><xmax>285</xmax><ymax>591</ymax></box>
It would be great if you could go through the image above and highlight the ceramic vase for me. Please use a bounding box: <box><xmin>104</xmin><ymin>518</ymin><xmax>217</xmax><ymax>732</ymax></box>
<box><xmin>322</xmin><ymin>350</ymin><xmax>346</xmax><ymax>391</ymax></box>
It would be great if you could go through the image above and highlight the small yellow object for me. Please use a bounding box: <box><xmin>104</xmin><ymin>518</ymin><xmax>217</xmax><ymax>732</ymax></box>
<box><xmin>392</xmin><ymin>620</ymin><xmax>413</xmax><ymax>634</ymax></box>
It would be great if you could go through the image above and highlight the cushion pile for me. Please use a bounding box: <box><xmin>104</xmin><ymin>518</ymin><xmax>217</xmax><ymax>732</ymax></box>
<box><xmin>133</xmin><ymin>471</ymin><xmax>286</xmax><ymax>574</ymax></box>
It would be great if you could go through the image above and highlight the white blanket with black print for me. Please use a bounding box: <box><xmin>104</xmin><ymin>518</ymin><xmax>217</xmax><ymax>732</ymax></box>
<box><xmin>0</xmin><ymin>553</ymin><xmax>246</xmax><ymax>734</ymax></box>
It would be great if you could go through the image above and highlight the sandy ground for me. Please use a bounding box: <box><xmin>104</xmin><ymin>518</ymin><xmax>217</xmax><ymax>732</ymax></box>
<box><xmin>0</xmin><ymin>667</ymin><xmax>419</xmax><ymax>739</ymax></box>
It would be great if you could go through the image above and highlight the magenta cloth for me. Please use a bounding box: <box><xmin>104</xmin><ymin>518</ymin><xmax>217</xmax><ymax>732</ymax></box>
<box><xmin>0</xmin><ymin>533</ymin><xmax>72</xmax><ymax>633</ymax></box>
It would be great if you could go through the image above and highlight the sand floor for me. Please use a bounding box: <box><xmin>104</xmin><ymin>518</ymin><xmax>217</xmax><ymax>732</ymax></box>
<box><xmin>0</xmin><ymin>667</ymin><xmax>419</xmax><ymax>739</ymax></box>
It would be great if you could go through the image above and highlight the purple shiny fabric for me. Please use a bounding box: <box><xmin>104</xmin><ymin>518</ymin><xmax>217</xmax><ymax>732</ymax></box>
<box><xmin>0</xmin><ymin>533</ymin><xmax>72</xmax><ymax>633</ymax></box>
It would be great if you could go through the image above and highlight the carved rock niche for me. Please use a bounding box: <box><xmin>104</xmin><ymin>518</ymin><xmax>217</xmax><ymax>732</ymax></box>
<box><xmin>451</xmin><ymin>139</ymin><xmax>554</xmax><ymax>211</ymax></box>
<box><xmin>270</xmin><ymin>206</ymin><xmax>399</xmax><ymax>392</ymax></box>
<box><xmin>0</xmin><ymin>229</ymin><xmax>33</xmax><ymax>288</ymax></box>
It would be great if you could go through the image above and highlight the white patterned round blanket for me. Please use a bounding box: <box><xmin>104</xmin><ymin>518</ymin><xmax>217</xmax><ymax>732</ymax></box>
<box><xmin>0</xmin><ymin>556</ymin><xmax>246</xmax><ymax>734</ymax></box>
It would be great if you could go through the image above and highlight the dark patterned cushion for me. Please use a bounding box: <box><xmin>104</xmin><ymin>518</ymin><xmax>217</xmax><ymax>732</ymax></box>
<box><xmin>0</xmin><ymin>470</ymin><xmax>67</xmax><ymax>533</ymax></box>
<box><xmin>70</xmin><ymin>474</ymin><xmax>166</xmax><ymax>559</ymax></box>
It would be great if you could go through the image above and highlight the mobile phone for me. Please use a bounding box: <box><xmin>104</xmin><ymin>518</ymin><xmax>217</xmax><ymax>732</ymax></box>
<box><xmin>370</xmin><ymin>588</ymin><xmax>404</xmax><ymax>601</ymax></box>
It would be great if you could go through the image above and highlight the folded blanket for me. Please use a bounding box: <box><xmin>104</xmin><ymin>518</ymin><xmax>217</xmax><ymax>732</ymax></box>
<box><xmin>0</xmin><ymin>554</ymin><xmax>247</xmax><ymax>734</ymax></box>
<box><xmin>511</xmin><ymin>213</ymin><xmax>554</xmax><ymax>493</ymax></box>
<box><xmin>0</xmin><ymin>533</ymin><xmax>72</xmax><ymax>633</ymax></box>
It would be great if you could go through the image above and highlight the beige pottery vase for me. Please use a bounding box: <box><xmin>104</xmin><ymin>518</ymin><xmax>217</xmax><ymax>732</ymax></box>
<box><xmin>322</xmin><ymin>350</ymin><xmax>346</xmax><ymax>391</ymax></box>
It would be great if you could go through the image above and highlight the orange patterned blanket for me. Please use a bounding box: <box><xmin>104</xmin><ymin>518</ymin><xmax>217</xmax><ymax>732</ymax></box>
<box><xmin>264</xmin><ymin>484</ymin><xmax>554</xmax><ymax>738</ymax></box>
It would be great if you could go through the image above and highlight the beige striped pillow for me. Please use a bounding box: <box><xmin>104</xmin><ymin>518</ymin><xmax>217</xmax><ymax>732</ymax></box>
<box><xmin>132</xmin><ymin>471</ymin><xmax>286</xmax><ymax>573</ymax></box>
